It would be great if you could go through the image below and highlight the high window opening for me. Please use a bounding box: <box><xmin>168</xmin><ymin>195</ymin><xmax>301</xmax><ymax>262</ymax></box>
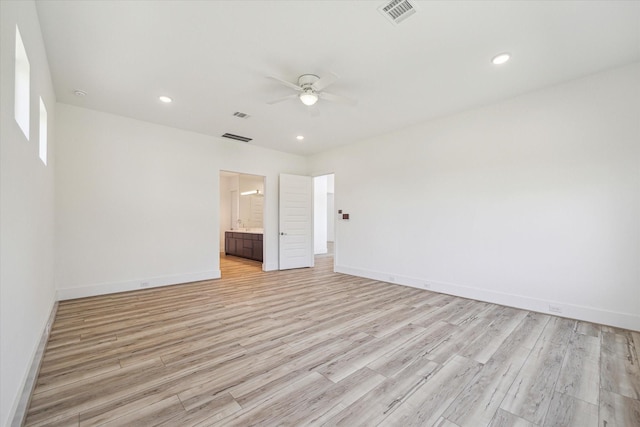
<box><xmin>14</xmin><ymin>25</ymin><xmax>30</xmax><ymax>140</ymax></box>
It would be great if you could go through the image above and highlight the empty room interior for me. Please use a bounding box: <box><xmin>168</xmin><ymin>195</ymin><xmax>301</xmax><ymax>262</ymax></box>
<box><xmin>2</xmin><ymin>1</ymin><xmax>639</xmax><ymax>426</ymax></box>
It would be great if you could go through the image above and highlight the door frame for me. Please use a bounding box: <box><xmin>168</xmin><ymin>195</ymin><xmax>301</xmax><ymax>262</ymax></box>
<box><xmin>219</xmin><ymin>170</ymin><xmax>267</xmax><ymax>273</ymax></box>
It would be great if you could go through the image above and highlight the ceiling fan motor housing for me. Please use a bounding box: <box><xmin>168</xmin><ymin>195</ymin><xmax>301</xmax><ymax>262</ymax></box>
<box><xmin>298</xmin><ymin>74</ymin><xmax>320</xmax><ymax>90</ymax></box>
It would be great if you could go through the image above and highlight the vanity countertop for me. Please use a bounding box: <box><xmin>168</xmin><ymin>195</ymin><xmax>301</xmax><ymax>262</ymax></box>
<box><xmin>226</xmin><ymin>229</ymin><xmax>263</xmax><ymax>235</ymax></box>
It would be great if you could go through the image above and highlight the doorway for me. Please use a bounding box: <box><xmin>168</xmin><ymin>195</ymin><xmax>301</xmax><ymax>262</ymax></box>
<box><xmin>313</xmin><ymin>174</ymin><xmax>335</xmax><ymax>256</ymax></box>
<box><xmin>219</xmin><ymin>171</ymin><xmax>265</xmax><ymax>276</ymax></box>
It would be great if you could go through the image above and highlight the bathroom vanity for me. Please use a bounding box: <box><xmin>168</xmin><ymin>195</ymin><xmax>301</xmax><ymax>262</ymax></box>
<box><xmin>225</xmin><ymin>230</ymin><xmax>263</xmax><ymax>262</ymax></box>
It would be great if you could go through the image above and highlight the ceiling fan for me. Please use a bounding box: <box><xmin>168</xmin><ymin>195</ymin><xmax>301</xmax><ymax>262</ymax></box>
<box><xmin>267</xmin><ymin>73</ymin><xmax>357</xmax><ymax>107</ymax></box>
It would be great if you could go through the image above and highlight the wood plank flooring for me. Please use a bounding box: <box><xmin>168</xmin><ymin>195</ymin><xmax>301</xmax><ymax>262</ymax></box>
<box><xmin>26</xmin><ymin>255</ymin><xmax>640</xmax><ymax>426</ymax></box>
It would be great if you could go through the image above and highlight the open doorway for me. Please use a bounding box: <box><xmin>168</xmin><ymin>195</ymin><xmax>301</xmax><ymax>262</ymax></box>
<box><xmin>313</xmin><ymin>174</ymin><xmax>335</xmax><ymax>257</ymax></box>
<box><xmin>219</xmin><ymin>171</ymin><xmax>265</xmax><ymax>276</ymax></box>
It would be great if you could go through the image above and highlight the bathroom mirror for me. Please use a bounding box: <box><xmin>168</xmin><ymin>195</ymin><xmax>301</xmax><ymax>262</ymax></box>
<box><xmin>220</xmin><ymin>171</ymin><xmax>264</xmax><ymax>231</ymax></box>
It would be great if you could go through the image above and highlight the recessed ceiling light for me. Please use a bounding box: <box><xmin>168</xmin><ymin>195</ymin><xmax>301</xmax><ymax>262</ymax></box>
<box><xmin>159</xmin><ymin>95</ymin><xmax>172</xmax><ymax>103</ymax></box>
<box><xmin>296</xmin><ymin>135</ymin><xmax>304</xmax><ymax>141</ymax></box>
<box><xmin>492</xmin><ymin>53</ymin><xmax>511</xmax><ymax>65</ymax></box>
<box><xmin>73</xmin><ymin>89</ymin><xmax>87</xmax><ymax>97</ymax></box>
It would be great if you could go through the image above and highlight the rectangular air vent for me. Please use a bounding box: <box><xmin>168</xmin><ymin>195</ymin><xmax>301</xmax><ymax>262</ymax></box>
<box><xmin>233</xmin><ymin>111</ymin><xmax>250</xmax><ymax>119</ymax></box>
<box><xmin>222</xmin><ymin>133</ymin><xmax>252</xmax><ymax>143</ymax></box>
<box><xmin>378</xmin><ymin>0</ymin><xmax>417</xmax><ymax>25</ymax></box>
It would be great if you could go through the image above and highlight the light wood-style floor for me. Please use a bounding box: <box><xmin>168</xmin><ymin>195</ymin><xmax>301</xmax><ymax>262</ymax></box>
<box><xmin>26</xmin><ymin>255</ymin><xmax>640</xmax><ymax>426</ymax></box>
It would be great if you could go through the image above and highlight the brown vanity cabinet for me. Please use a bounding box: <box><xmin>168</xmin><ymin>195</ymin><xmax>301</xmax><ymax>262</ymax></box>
<box><xmin>225</xmin><ymin>232</ymin><xmax>263</xmax><ymax>262</ymax></box>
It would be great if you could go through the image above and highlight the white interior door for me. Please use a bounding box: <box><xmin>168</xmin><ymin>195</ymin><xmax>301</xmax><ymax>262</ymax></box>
<box><xmin>279</xmin><ymin>173</ymin><xmax>314</xmax><ymax>270</ymax></box>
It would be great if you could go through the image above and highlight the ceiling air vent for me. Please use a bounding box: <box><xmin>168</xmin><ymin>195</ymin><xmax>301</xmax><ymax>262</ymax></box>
<box><xmin>378</xmin><ymin>0</ymin><xmax>417</xmax><ymax>25</ymax></box>
<box><xmin>222</xmin><ymin>133</ymin><xmax>252</xmax><ymax>143</ymax></box>
<box><xmin>233</xmin><ymin>111</ymin><xmax>250</xmax><ymax>119</ymax></box>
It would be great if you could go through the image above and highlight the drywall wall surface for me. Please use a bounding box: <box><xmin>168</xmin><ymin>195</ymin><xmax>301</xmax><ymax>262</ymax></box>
<box><xmin>310</xmin><ymin>62</ymin><xmax>640</xmax><ymax>330</ymax></box>
<box><xmin>55</xmin><ymin>104</ymin><xmax>307</xmax><ymax>298</ymax></box>
<box><xmin>219</xmin><ymin>174</ymin><xmax>235</xmax><ymax>250</ymax></box>
<box><xmin>314</xmin><ymin>175</ymin><xmax>328</xmax><ymax>254</ymax></box>
<box><xmin>0</xmin><ymin>1</ymin><xmax>57</xmax><ymax>425</ymax></box>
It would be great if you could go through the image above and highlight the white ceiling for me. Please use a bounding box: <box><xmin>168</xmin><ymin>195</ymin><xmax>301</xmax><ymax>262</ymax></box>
<box><xmin>35</xmin><ymin>1</ymin><xmax>640</xmax><ymax>156</ymax></box>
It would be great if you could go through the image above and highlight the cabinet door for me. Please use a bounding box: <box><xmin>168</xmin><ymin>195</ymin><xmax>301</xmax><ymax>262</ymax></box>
<box><xmin>228</xmin><ymin>237</ymin><xmax>239</xmax><ymax>256</ymax></box>
<box><xmin>253</xmin><ymin>242</ymin><xmax>263</xmax><ymax>262</ymax></box>
<box><xmin>225</xmin><ymin>234</ymin><xmax>232</xmax><ymax>254</ymax></box>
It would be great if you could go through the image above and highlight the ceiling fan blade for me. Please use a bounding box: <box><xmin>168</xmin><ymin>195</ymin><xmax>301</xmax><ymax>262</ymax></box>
<box><xmin>319</xmin><ymin>91</ymin><xmax>358</xmax><ymax>106</ymax></box>
<box><xmin>312</xmin><ymin>72</ymin><xmax>339</xmax><ymax>91</ymax></box>
<box><xmin>267</xmin><ymin>76</ymin><xmax>302</xmax><ymax>91</ymax></box>
<box><xmin>267</xmin><ymin>93</ymin><xmax>298</xmax><ymax>105</ymax></box>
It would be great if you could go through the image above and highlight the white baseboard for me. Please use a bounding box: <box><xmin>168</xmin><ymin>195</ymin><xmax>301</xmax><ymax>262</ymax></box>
<box><xmin>335</xmin><ymin>264</ymin><xmax>640</xmax><ymax>332</ymax></box>
<box><xmin>263</xmin><ymin>261</ymin><xmax>279</xmax><ymax>272</ymax></box>
<box><xmin>56</xmin><ymin>270</ymin><xmax>221</xmax><ymax>300</ymax></box>
<box><xmin>10</xmin><ymin>301</ymin><xmax>58</xmax><ymax>427</ymax></box>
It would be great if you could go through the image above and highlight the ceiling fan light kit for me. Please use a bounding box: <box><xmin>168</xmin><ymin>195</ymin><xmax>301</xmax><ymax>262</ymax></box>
<box><xmin>299</xmin><ymin>90</ymin><xmax>319</xmax><ymax>106</ymax></box>
<box><xmin>298</xmin><ymin>74</ymin><xmax>320</xmax><ymax>106</ymax></box>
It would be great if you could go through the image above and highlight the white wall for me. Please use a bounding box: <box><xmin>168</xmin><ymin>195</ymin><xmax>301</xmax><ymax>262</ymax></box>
<box><xmin>310</xmin><ymin>62</ymin><xmax>640</xmax><ymax>331</ymax></box>
<box><xmin>314</xmin><ymin>175</ymin><xmax>328</xmax><ymax>254</ymax></box>
<box><xmin>55</xmin><ymin>104</ymin><xmax>307</xmax><ymax>298</ymax></box>
<box><xmin>327</xmin><ymin>174</ymin><xmax>335</xmax><ymax>242</ymax></box>
<box><xmin>0</xmin><ymin>1</ymin><xmax>57</xmax><ymax>425</ymax></box>
<box><xmin>219</xmin><ymin>174</ymin><xmax>236</xmax><ymax>250</ymax></box>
